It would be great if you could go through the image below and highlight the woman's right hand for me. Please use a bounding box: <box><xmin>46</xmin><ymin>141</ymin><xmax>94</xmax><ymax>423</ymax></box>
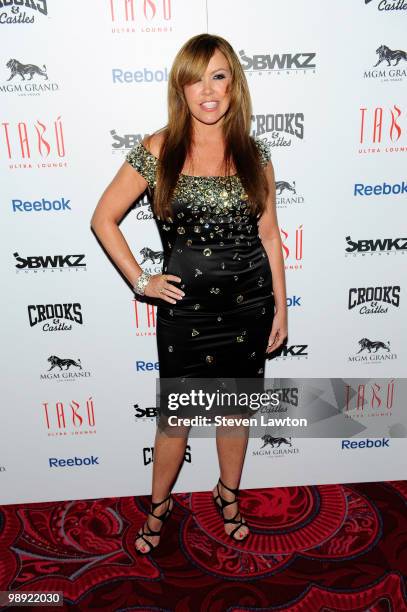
<box><xmin>144</xmin><ymin>273</ymin><xmax>185</xmax><ymax>304</ymax></box>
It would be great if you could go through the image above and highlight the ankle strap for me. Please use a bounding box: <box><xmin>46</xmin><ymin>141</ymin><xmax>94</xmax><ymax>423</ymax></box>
<box><xmin>151</xmin><ymin>492</ymin><xmax>171</xmax><ymax>509</ymax></box>
<box><xmin>219</xmin><ymin>477</ymin><xmax>239</xmax><ymax>495</ymax></box>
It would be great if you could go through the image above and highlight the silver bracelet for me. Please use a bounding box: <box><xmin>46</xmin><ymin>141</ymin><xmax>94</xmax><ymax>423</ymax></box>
<box><xmin>133</xmin><ymin>271</ymin><xmax>151</xmax><ymax>296</ymax></box>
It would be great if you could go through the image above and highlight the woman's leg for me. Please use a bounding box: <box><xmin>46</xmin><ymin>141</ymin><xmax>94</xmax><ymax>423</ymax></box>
<box><xmin>214</xmin><ymin>422</ymin><xmax>250</xmax><ymax>539</ymax></box>
<box><xmin>135</xmin><ymin>422</ymin><xmax>189</xmax><ymax>552</ymax></box>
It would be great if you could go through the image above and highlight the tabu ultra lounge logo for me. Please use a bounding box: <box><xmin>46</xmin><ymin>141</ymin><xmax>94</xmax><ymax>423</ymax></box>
<box><xmin>280</xmin><ymin>225</ymin><xmax>304</xmax><ymax>271</ymax></box>
<box><xmin>133</xmin><ymin>300</ymin><xmax>156</xmax><ymax>336</ymax></box>
<box><xmin>42</xmin><ymin>397</ymin><xmax>96</xmax><ymax>437</ymax></box>
<box><xmin>358</xmin><ymin>104</ymin><xmax>405</xmax><ymax>154</ymax></box>
<box><xmin>109</xmin><ymin>0</ymin><xmax>173</xmax><ymax>33</ymax></box>
<box><xmin>1</xmin><ymin>116</ymin><xmax>67</xmax><ymax>168</ymax></box>
<box><xmin>0</xmin><ymin>0</ymin><xmax>48</xmax><ymax>24</ymax></box>
<box><xmin>344</xmin><ymin>379</ymin><xmax>395</xmax><ymax>419</ymax></box>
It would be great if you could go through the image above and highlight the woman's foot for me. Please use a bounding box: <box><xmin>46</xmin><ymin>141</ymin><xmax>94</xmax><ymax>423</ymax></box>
<box><xmin>135</xmin><ymin>494</ymin><xmax>173</xmax><ymax>554</ymax></box>
<box><xmin>212</xmin><ymin>480</ymin><xmax>250</xmax><ymax>541</ymax></box>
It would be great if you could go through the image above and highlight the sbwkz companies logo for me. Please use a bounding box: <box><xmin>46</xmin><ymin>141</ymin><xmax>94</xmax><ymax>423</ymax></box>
<box><xmin>252</xmin><ymin>113</ymin><xmax>304</xmax><ymax>148</ymax></box>
<box><xmin>14</xmin><ymin>252</ymin><xmax>86</xmax><ymax>272</ymax></box>
<box><xmin>1</xmin><ymin>58</ymin><xmax>59</xmax><ymax>96</ymax></box>
<box><xmin>134</xmin><ymin>403</ymin><xmax>158</xmax><ymax>420</ymax></box>
<box><xmin>358</xmin><ymin>105</ymin><xmax>404</xmax><ymax>154</ymax></box>
<box><xmin>109</xmin><ymin>0</ymin><xmax>173</xmax><ymax>34</ymax></box>
<box><xmin>28</xmin><ymin>303</ymin><xmax>83</xmax><ymax>332</ymax></box>
<box><xmin>41</xmin><ymin>355</ymin><xmax>91</xmax><ymax>383</ymax></box>
<box><xmin>111</xmin><ymin>129</ymin><xmax>148</xmax><ymax>153</ymax></box>
<box><xmin>0</xmin><ymin>0</ymin><xmax>48</xmax><ymax>24</ymax></box>
<box><xmin>2</xmin><ymin>117</ymin><xmax>67</xmax><ymax>168</ymax></box>
<box><xmin>364</xmin><ymin>0</ymin><xmax>407</xmax><ymax>12</ymax></box>
<box><xmin>269</xmin><ymin>343</ymin><xmax>309</xmax><ymax>360</ymax></box>
<box><xmin>239</xmin><ymin>49</ymin><xmax>316</xmax><ymax>76</ymax></box>
<box><xmin>280</xmin><ymin>225</ymin><xmax>304</xmax><ymax>271</ymax></box>
<box><xmin>364</xmin><ymin>45</ymin><xmax>407</xmax><ymax>83</ymax></box>
<box><xmin>344</xmin><ymin>379</ymin><xmax>395</xmax><ymax>418</ymax></box>
<box><xmin>252</xmin><ymin>435</ymin><xmax>299</xmax><ymax>458</ymax></box>
<box><xmin>348</xmin><ymin>338</ymin><xmax>397</xmax><ymax>363</ymax></box>
<box><xmin>143</xmin><ymin>445</ymin><xmax>191</xmax><ymax>465</ymax></box>
<box><xmin>276</xmin><ymin>179</ymin><xmax>305</xmax><ymax>208</ymax></box>
<box><xmin>345</xmin><ymin>235</ymin><xmax>407</xmax><ymax>257</ymax></box>
<box><xmin>348</xmin><ymin>285</ymin><xmax>400</xmax><ymax>314</ymax></box>
<box><xmin>42</xmin><ymin>397</ymin><xmax>96</xmax><ymax>437</ymax></box>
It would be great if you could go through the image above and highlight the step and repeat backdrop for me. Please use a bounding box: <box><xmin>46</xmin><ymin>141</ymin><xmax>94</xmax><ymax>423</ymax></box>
<box><xmin>1</xmin><ymin>0</ymin><xmax>406</xmax><ymax>504</ymax></box>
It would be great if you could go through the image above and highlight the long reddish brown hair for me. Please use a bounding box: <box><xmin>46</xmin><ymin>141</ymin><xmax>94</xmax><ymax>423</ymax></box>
<box><xmin>147</xmin><ymin>33</ymin><xmax>269</xmax><ymax>220</ymax></box>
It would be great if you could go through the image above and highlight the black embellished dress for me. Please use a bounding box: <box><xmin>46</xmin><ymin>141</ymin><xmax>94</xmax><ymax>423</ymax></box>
<box><xmin>126</xmin><ymin>138</ymin><xmax>274</xmax><ymax>380</ymax></box>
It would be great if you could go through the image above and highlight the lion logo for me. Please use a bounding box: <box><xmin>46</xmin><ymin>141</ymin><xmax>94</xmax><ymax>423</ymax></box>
<box><xmin>48</xmin><ymin>356</ymin><xmax>82</xmax><ymax>371</ymax></box>
<box><xmin>374</xmin><ymin>45</ymin><xmax>407</xmax><ymax>67</ymax></box>
<box><xmin>275</xmin><ymin>180</ymin><xmax>296</xmax><ymax>196</ymax></box>
<box><xmin>139</xmin><ymin>247</ymin><xmax>164</xmax><ymax>265</ymax></box>
<box><xmin>357</xmin><ymin>338</ymin><xmax>391</xmax><ymax>353</ymax></box>
<box><xmin>260</xmin><ymin>434</ymin><xmax>292</xmax><ymax>448</ymax></box>
<box><xmin>6</xmin><ymin>58</ymin><xmax>48</xmax><ymax>81</ymax></box>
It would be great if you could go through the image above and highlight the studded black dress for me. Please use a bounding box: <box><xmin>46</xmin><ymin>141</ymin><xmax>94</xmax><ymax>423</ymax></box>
<box><xmin>126</xmin><ymin>138</ymin><xmax>274</xmax><ymax>380</ymax></box>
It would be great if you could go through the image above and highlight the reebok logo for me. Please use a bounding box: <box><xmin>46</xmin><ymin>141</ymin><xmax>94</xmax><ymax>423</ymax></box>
<box><xmin>49</xmin><ymin>455</ymin><xmax>99</xmax><ymax>468</ymax></box>
<box><xmin>354</xmin><ymin>181</ymin><xmax>407</xmax><ymax>196</ymax></box>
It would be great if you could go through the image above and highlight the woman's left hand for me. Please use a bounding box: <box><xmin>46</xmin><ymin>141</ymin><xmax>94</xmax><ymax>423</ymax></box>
<box><xmin>266</xmin><ymin>310</ymin><xmax>288</xmax><ymax>354</ymax></box>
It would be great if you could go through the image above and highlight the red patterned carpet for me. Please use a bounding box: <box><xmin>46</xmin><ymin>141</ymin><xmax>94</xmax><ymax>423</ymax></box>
<box><xmin>1</xmin><ymin>481</ymin><xmax>406</xmax><ymax>611</ymax></box>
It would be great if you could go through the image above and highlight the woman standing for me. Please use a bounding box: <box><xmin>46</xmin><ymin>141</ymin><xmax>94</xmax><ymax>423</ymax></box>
<box><xmin>91</xmin><ymin>33</ymin><xmax>287</xmax><ymax>554</ymax></box>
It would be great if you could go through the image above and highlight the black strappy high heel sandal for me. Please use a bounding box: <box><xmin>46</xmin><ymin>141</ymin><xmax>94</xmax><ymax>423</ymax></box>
<box><xmin>135</xmin><ymin>493</ymin><xmax>173</xmax><ymax>555</ymax></box>
<box><xmin>213</xmin><ymin>477</ymin><xmax>250</xmax><ymax>542</ymax></box>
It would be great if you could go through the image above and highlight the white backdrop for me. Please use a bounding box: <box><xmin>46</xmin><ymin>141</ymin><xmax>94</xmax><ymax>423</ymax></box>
<box><xmin>1</xmin><ymin>0</ymin><xmax>406</xmax><ymax>504</ymax></box>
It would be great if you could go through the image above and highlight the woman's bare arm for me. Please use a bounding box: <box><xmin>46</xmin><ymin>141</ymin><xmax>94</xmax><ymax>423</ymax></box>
<box><xmin>91</xmin><ymin>144</ymin><xmax>184</xmax><ymax>304</ymax></box>
<box><xmin>257</xmin><ymin>160</ymin><xmax>288</xmax><ymax>351</ymax></box>
<box><xmin>90</xmin><ymin>161</ymin><xmax>149</xmax><ymax>287</ymax></box>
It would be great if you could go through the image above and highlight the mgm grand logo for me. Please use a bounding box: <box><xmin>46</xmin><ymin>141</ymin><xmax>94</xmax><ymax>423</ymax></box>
<box><xmin>275</xmin><ymin>180</ymin><xmax>305</xmax><ymax>208</ymax></box>
<box><xmin>252</xmin><ymin>435</ymin><xmax>299</xmax><ymax>457</ymax></box>
<box><xmin>349</xmin><ymin>337</ymin><xmax>398</xmax><ymax>364</ymax></box>
<box><xmin>364</xmin><ymin>45</ymin><xmax>407</xmax><ymax>82</ymax></box>
<box><xmin>2</xmin><ymin>58</ymin><xmax>59</xmax><ymax>95</ymax></box>
<box><xmin>139</xmin><ymin>246</ymin><xmax>164</xmax><ymax>274</ymax></box>
<box><xmin>41</xmin><ymin>355</ymin><xmax>91</xmax><ymax>382</ymax></box>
